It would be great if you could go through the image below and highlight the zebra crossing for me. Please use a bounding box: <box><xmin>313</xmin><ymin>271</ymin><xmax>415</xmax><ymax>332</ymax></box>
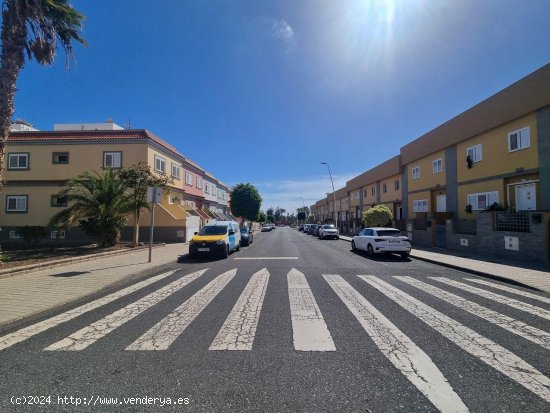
<box><xmin>1</xmin><ymin>267</ymin><xmax>550</xmax><ymax>411</ymax></box>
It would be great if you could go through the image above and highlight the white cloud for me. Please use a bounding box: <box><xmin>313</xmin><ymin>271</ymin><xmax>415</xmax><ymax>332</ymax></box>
<box><xmin>255</xmin><ymin>172</ymin><xmax>359</xmax><ymax>215</ymax></box>
<box><xmin>271</xmin><ymin>19</ymin><xmax>295</xmax><ymax>52</ymax></box>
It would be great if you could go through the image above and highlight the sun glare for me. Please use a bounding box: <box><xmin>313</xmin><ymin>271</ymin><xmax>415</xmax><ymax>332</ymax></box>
<box><xmin>360</xmin><ymin>0</ymin><xmax>397</xmax><ymax>25</ymax></box>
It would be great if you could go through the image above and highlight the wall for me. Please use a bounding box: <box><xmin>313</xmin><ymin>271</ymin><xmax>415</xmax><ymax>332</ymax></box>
<box><xmin>407</xmin><ymin>149</ymin><xmax>446</xmax><ymax>193</ymax></box>
<box><xmin>538</xmin><ymin>106</ymin><xmax>550</xmax><ymax>210</ymax></box>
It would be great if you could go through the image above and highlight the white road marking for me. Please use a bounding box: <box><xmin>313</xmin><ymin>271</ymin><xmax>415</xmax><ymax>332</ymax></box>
<box><xmin>324</xmin><ymin>274</ymin><xmax>468</xmax><ymax>413</ymax></box>
<box><xmin>362</xmin><ymin>276</ymin><xmax>550</xmax><ymax>404</ymax></box>
<box><xmin>126</xmin><ymin>269</ymin><xmax>237</xmax><ymax>351</ymax></box>
<box><xmin>234</xmin><ymin>257</ymin><xmax>298</xmax><ymax>260</ymax></box>
<box><xmin>396</xmin><ymin>276</ymin><xmax>550</xmax><ymax>350</ymax></box>
<box><xmin>288</xmin><ymin>269</ymin><xmax>335</xmax><ymax>351</ymax></box>
<box><xmin>44</xmin><ymin>269</ymin><xmax>208</xmax><ymax>351</ymax></box>
<box><xmin>430</xmin><ymin>277</ymin><xmax>550</xmax><ymax>321</ymax></box>
<box><xmin>210</xmin><ymin>268</ymin><xmax>269</xmax><ymax>350</ymax></box>
<box><xmin>0</xmin><ymin>269</ymin><xmax>183</xmax><ymax>351</ymax></box>
<box><xmin>464</xmin><ymin>278</ymin><xmax>550</xmax><ymax>305</ymax></box>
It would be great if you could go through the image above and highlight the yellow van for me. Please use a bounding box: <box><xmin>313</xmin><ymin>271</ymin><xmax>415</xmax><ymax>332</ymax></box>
<box><xmin>189</xmin><ymin>221</ymin><xmax>241</xmax><ymax>258</ymax></box>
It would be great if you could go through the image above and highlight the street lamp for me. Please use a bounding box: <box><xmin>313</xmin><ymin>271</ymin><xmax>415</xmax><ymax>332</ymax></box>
<box><xmin>321</xmin><ymin>162</ymin><xmax>337</xmax><ymax>230</ymax></box>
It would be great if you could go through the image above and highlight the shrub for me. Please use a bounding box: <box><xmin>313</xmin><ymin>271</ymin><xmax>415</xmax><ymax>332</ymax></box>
<box><xmin>362</xmin><ymin>205</ymin><xmax>393</xmax><ymax>227</ymax></box>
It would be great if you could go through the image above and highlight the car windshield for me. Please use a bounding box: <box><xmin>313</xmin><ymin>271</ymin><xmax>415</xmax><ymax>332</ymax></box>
<box><xmin>240</xmin><ymin>228</ymin><xmax>248</xmax><ymax>233</ymax></box>
<box><xmin>323</xmin><ymin>225</ymin><xmax>335</xmax><ymax>229</ymax></box>
<box><xmin>199</xmin><ymin>225</ymin><xmax>227</xmax><ymax>236</ymax></box>
<box><xmin>376</xmin><ymin>230</ymin><xmax>401</xmax><ymax>237</ymax></box>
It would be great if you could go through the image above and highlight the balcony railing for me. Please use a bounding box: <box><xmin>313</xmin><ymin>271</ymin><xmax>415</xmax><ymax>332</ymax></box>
<box><xmin>493</xmin><ymin>212</ymin><xmax>530</xmax><ymax>232</ymax></box>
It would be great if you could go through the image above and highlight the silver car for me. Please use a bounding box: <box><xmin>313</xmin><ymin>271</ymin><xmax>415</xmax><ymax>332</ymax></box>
<box><xmin>318</xmin><ymin>224</ymin><xmax>339</xmax><ymax>240</ymax></box>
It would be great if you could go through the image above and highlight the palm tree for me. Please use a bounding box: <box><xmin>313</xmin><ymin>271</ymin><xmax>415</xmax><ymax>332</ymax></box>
<box><xmin>50</xmin><ymin>170</ymin><xmax>133</xmax><ymax>247</ymax></box>
<box><xmin>0</xmin><ymin>0</ymin><xmax>86</xmax><ymax>186</ymax></box>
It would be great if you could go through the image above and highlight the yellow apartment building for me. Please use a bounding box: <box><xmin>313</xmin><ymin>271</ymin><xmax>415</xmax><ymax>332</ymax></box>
<box><xmin>1</xmin><ymin>124</ymin><xmax>207</xmax><ymax>243</ymax></box>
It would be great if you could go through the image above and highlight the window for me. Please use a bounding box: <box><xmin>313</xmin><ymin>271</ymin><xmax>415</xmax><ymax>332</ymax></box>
<box><xmin>171</xmin><ymin>163</ymin><xmax>180</xmax><ymax>179</ymax></box>
<box><xmin>51</xmin><ymin>230</ymin><xmax>66</xmax><ymax>239</ymax></box>
<box><xmin>467</xmin><ymin>191</ymin><xmax>498</xmax><ymax>211</ymax></box>
<box><xmin>433</xmin><ymin>158</ymin><xmax>443</xmax><ymax>173</ymax></box>
<box><xmin>6</xmin><ymin>195</ymin><xmax>28</xmax><ymax>212</ymax></box>
<box><xmin>205</xmin><ymin>183</ymin><xmax>210</xmax><ymax>194</ymax></box>
<box><xmin>467</xmin><ymin>144</ymin><xmax>482</xmax><ymax>163</ymax></box>
<box><xmin>222</xmin><ymin>191</ymin><xmax>226</xmax><ymax>200</ymax></box>
<box><xmin>8</xmin><ymin>153</ymin><xmax>29</xmax><ymax>170</ymax></box>
<box><xmin>185</xmin><ymin>200</ymin><xmax>196</xmax><ymax>208</ymax></box>
<box><xmin>52</xmin><ymin>152</ymin><xmax>69</xmax><ymax>164</ymax></box>
<box><xmin>196</xmin><ymin>177</ymin><xmax>203</xmax><ymax>189</ymax></box>
<box><xmin>371</xmin><ymin>187</ymin><xmax>375</xmax><ymax>196</ymax></box>
<box><xmin>508</xmin><ymin>126</ymin><xmax>530</xmax><ymax>152</ymax></box>
<box><xmin>412</xmin><ymin>166</ymin><xmax>420</xmax><ymax>179</ymax></box>
<box><xmin>154</xmin><ymin>155</ymin><xmax>166</xmax><ymax>173</ymax></box>
<box><xmin>383</xmin><ymin>184</ymin><xmax>387</xmax><ymax>193</ymax></box>
<box><xmin>103</xmin><ymin>152</ymin><xmax>122</xmax><ymax>168</ymax></box>
<box><xmin>185</xmin><ymin>172</ymin><xmax>193</xmax><ymax>186</ymax></box>
<box><xmin>363</xmin><ymin>190</ymin><xmax>367</xmax><ymax>198</ymax></box>
<box><xmin>51</xmin><ymin>195</ymin><xmax>68</xmax><ymax>207</ymax></box>
<box><xmin>9</xmin><ymin>231</ymin><xmax>21</xmax><ymax>239</ymax></box>
<box><xmin>395</xmin><ymin>180</ymin><xmax>400</xmax><ymax>190</ymax></box>
<box><xmin>412</xmin><ymin>199</ymin><xmax>428</xmax><ymax>212</ymax></box>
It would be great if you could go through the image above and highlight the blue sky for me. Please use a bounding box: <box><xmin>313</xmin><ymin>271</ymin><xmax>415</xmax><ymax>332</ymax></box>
<box><xmin>13</xmin><ymin>0</ymin><xmax>550</xmax><ymax>214</ymax></box>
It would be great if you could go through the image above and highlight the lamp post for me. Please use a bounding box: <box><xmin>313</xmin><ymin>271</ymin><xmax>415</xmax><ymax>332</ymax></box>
<box><xmin>321</xmin><ymin>162</ymin><xmax>337</xmax><ymax>230</ymax></box>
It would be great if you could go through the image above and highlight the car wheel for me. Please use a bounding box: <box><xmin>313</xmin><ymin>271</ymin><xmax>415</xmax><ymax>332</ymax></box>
<box><xmin>367</xmin><ymin>244</ymin><xmax>374</xmax><ymax>257</ymax></box>
<box><xmin>222</xmin><ymin>245</ymin><xmax>229</xmax><ymax>258</ymax></box>
<box><xmin>351</xmin><ymin>240</ymin><xmax>357</xmax><ymax>251</ymax></box>
<box><xmin>236</xmin><ymin>244</ymin><xmax>240</xmax><ymax>251</ymax></box>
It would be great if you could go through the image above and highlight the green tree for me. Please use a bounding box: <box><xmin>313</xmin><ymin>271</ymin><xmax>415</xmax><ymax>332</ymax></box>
<box><xmin>228</xmin><ymin>183</ymin><xmax>262</xmax><ymax>225</ymax></box>
<box><xmin>257</xmin><ymin>210</ymin><xmax>266</xmax><ymax>223</ymax></box>
<box><xmin>119</xmin><ymin>162</ymin><xmax>173</xmax><ymax>247</ymax></box>
<box><xmin>362</xmin><ymin>205</ymin><xmax>393</xmax><ymax>227</ymax></box>
<box><xmin>266</xmin><ymin>207</ymin><xmax>275</xmax><ymax>223</ymax></box>
<box><xmin>0</xmin><ymin>0</ymin><xmax>86</xmax><ymax>186</ymax></box>
<box><xmin>50</xmin><ymin>169</ymin><xmax>133</xmax><ymax>247</ymax></box>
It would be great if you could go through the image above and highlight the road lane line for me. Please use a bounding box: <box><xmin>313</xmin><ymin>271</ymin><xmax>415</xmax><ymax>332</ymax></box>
<box><xmin>234</xmin><ymin>257</ymin><xmax>298</xmax><ymax>260</ymax></box>
<box><xmin>289</xmin><ymin>269</ymin><xmax>335</xmax><ymax>351</ymax></box>
<box><xmin>323</xmin><ymin>274</ymin><xmax>467</xmax><ymax>413</ymax></box>
<box><xmin>396</xmin><ymin>276</ymin><xmax>550</xmax><ymax>350</ymax></box>
<box><xmin>44</xmin><ymin>269</ymin><xmax>208</xmax><ymax>351</ymax></box>
<box><xmin>209</xmin><ymin>268</ymin><xmax>269</xmax><ymax>350</ymax></box>
<box><xmin>463</xmin><ymin>278</ymin><xmax>550</xmax><ymax>305</ymax></box>
<box><xmin>0</xmin><ymin>269</ymin><xmax>184</xmax><ymax>351</ymax></box>
<box><xmin>126</xmin><ymin>269</ymin><xmax>237</xmax><ymax>351</ymax></box>
<box><xmin>430</xmin><ymin>277</ymin><xmax>550</xmax><ymax>321</ymax></box>
<box><xmin>362</xmin><ymin>276</ymin><xmax>550</xmax><ymax>404</ymax></box>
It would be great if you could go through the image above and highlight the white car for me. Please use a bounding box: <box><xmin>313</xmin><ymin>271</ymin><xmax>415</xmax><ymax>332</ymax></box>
<box><xmin>351</xmin><ymin>227</ymin><xmax>411</xmax><ymax>258</ymax></box>
<box><xmin>318</xmin><ymin>224</ymin><xmax>339</xmax><ymax>240</ymax></box>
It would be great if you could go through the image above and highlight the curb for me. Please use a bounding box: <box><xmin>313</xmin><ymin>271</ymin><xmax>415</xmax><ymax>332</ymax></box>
<box><xmin>337</xmin><ymin>236</ymin><xmax>541</xmax><ymax>292</ymax></box>
<box><xmin>0</xmin><ymin>243</ymin><xmax>167</xmax><ymax>279</ymax></box>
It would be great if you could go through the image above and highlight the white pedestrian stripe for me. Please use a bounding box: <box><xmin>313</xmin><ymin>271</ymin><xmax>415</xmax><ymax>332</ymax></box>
<box><xmin>0</xmin><ymin>269</ymin><xmax>182</xmax><ymax>351</ymax></box>
<box><xmin>395</xmin><ymin>276</ymin><xmax>550</xmax><ymax>350</ymax></box>
<box><xmin>361</xmin><ymin>276</ymin><xmax>550</xmax><ymax>404</ymax></box>
<box><xmin>126</xmin><ymin>269</ymin><xmax>237</xmax><ymax>351</ymax></box>
<box><xmin>430</xmin><ymin>277</ymin><xmax>550</xmax><ymax>321</ymax></box>
<box><xmin>464</xmin><ymin>278</ymin><xmax>550</xmax><ymax>305</ymax></box>
<box><xmin>234</xmin><ymin>257</ymin><xmax>298</xmax><ymax>260</ymax></box>
<box><xmin>45</xmin><ymin>269</ymin><xmax>208</xmax><ymax>351</ymax></box>
<box><xmin>288</xmin><ymin>269</ymin><xmax>336</xmax><ymax>352</ymax></box>
<box><xmin>324</xmin><ymin>274</ymin><xmax>468</xmax><ymax>413</ymax></box>
<box><xmin>210</xmin><ymin>268</ymin><xmax>269</xmax><ymax>350</ymax></box>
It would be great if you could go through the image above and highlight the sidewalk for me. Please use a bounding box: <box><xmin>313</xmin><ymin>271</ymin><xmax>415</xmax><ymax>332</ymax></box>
<box><xmin>0</xmin><ymin>243</ymin><xmax>187</xmax><ymax>329</ymax></box>
<box><xmin>339</xmin><ymin>236</ymin><xmax>550</xmax><ymax>293</ymax></box>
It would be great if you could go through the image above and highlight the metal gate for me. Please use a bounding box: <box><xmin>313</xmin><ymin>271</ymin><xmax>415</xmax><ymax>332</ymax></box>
<box><xmin>434</xmin><ymin>224</ymin><xmax>446</xmax><ymax>248</ymax></box>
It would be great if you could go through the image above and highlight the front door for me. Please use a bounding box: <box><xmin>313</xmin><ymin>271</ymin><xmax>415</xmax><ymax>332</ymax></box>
<box><xmin>436</xmin><ymin>195</ymin><xmax>447</xmax><ymax>212</ymax></box>
<box><xmin>516</xmin><ymin>183</ymin><xmax>536</xmax><ymax>211</ymax></box>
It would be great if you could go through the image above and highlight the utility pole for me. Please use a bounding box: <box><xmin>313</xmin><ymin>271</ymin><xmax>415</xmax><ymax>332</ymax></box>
<box><xmin>321</xmin><ymin>162</ymin><xmax>337</xmax><ymax>230</ymax></box>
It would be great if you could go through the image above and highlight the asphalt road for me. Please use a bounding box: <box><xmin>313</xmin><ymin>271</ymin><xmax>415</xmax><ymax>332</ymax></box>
<box><xmin>1</xmin><ymin>227</ymin><xmax>550</xmax><ymax>412</ymax></box>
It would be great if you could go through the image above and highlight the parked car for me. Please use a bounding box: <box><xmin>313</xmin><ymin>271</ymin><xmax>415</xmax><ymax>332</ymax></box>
<box><xmin>318</xmin><ymin>224</ymin><xmax>339</xmax><ymax>240</ymax></box>
<box><xmin>189</xmin><ymin>220</ymin><xmax>241</xmax><ymax>258</ymax></box>
<box><xmin>298</xmin><ymin>224</ymin><xmax>305</xmax><ymax>231</ymax></box>
<box><xmin>312</xmin><ymin>225</ymin><xmax>322</xmax><ymax>237</ymax></box>
<box><xmin>261</xmin><ymin>225</ymin><xmax>272</xmax><ymax>232</ymax></box>
<box><xmin>351</xmin><ymin>227</ymin><xmax>411</xmax><ymax>258</ymax></box>
<box><xmin>307</xmin><ymin>225</ymin><xmax>317</xmax><ymax>235</ymax></box>
<box><xmin>240</xmin><ymin>227</ymin><xmax>254</xmax><ymax>246</ymax></box>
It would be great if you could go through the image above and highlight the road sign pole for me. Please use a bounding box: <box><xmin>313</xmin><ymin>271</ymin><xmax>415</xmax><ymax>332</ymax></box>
<box><xmin>148</xmin><ymin>190</ymin><xmax>157</xmax><ymax>263</ymax></box>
